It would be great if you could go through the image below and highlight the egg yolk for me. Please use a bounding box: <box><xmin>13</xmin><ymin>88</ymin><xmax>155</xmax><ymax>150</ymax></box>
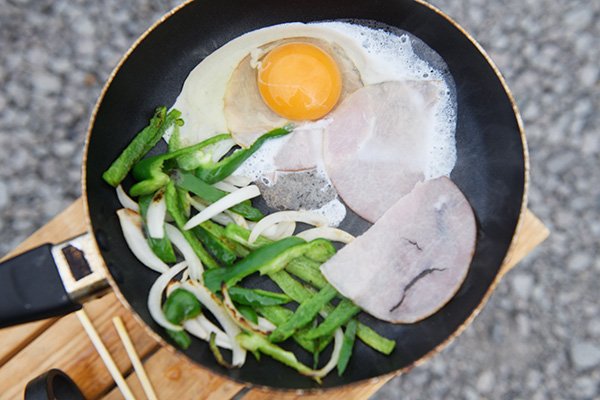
<box><xmin>257</xmin><ymin>42</ymin><xmax>342</xmax><ymax>121</ymax></box>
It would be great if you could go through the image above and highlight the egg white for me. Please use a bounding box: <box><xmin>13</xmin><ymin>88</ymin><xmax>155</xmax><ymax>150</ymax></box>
<box><xmin>168</xmin><ymin>21</ymin><xmax>458</xmax><ymax>226</ymax></box>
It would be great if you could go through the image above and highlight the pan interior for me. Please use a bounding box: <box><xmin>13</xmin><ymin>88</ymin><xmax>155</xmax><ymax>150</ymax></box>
<box><xmin>85</xmin><ymin>0</ymin><xmax>525</xmax><ymax>389</ymax></box>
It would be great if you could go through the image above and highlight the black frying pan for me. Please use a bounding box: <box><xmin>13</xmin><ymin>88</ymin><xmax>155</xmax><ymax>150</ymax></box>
<box><xmin>0</xmin><ymin>0</ymin><xmax>527</xmax><ymax>390</ymax></box>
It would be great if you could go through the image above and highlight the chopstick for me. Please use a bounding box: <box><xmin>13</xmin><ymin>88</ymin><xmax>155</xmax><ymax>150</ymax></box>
<box><xmin>76</xmin><ymin>310</ymin><xmax>137</xmax><ymax>400</ymax></box>
<box><xmin>113</xmin><ymin>316</ymin><xmax>158</xmax><ymax>400</ymax></box>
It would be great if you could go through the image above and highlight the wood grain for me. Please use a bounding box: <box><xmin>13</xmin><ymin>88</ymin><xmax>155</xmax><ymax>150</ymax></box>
<box><xmin>103</xmin><ymin>348</ymin><xmax>244</xmax><ymax>400</ymax></box>
<box><xmin>0</xmin><ymin>294</ymin><xmax>159</xmax><ymax>400</ymax></box>
<box><xmin>0</xmin><ymin>198</ymin><xmax>548</xmax><ymax>400</ymax></box>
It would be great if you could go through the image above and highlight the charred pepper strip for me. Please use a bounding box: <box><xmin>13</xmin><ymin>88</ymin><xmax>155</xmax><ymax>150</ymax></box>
<box><xmin>203</xmin><ymin>236</ymin><xmax>305</xmax><ymax>293</ymax></box>
<box><xmin>138</xmin><ymin>193</ymin><xmax>177</xmax><ymax>263</ymax></box>
<box><xmin>201</xmin><ymin>221</ymin><xmax>249</xmax><ymax>258</ymax></box>
<box><xmin>268</xmin><ymin>284</ymin><xmax>337</xmax><ymax>343</ymax></box>
<box><xmin>103</xmin><ymin>107</ymin><xmax>180</xmax><ymax>187</ymax></box>
<box><xmin>337</xmin><ymin>319</ymin><xmax>358</xmax><ymax>375</ymax></box>
<box><xmin>130</xmin><ymin>134</ymin><xmax>231</xmax><ymax>197</ymax></box>
<box><xmin>173</xmin><ymin>172</ymin><xmax>264</xmax><ymax>221</ymax></box>
<box><xmin>285</xmin><ymin>256</ymin><xmax>329</xmax><ymax>288</ymax></box>
<box><xmin>165</xmin><ymin>181</ymin><xmax>220</xmax><ymax>270</ymax></box>
<box><xmin>192</xmin><ymin>225</ymin><xmax>238</xmax><ymax>266</ymax></box>
<box><xmin>195</xmin><ymin>125</ymin><xmax>293</xmax><ymax>184</ymax></box>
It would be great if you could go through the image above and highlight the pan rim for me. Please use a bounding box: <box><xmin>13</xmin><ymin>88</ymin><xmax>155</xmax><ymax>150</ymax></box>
<box><xmin>81</xmin><ymin>0</ymin><xmax>529</xmax><ymax>392</ymax></box>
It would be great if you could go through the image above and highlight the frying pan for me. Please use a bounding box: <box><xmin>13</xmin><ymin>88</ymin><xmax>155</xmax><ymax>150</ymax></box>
<box><xmin>0</xmin><ymin>0</ymin><xmax>527</xmax><ymax>390</ymax></box>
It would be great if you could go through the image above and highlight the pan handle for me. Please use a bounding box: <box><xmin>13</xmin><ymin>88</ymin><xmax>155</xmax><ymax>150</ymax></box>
<box><xmin>0</xmin><ymin>234</ymin><xmax>109</xmax><ymax>328</ymax></box>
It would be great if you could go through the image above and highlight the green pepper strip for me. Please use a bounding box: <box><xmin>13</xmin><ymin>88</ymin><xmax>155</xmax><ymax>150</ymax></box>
<box><xmin>202</xmin><ymin>237</ymin><xmax>305</xmax><ymax>293</ymax></box>
<box><xmin>172</xmin><ymin>172</ymin><xmax>264</xmax><ymax>221</ymax></box>
<box><xmin>304</xmin><ymin>299</ymin><xmax>361</xmax><ymax>340</ymax></box>
<box><xmin>220</xmin><ymin>224</ymin><xmax>396</xmax><ymax>354</ymax></box>
<box><xmin>256</xmin><ymin>305</ymin><xmax>326</xmax><ymax>353</ymax></box>
<box><xmin>228</xmin><ymin>287</ymin><xmax>290</xmax><ymax>307</ymax></box>
<box><xmin>285</xmin><ymin>256</ymin><xmax>329</xmax><ymax>289</ymax></box>
<box><xmin>192</xmin><ymin>225</ymin><xmax>238</xmax><ymax>266</ymax></box>
<box><xmin>103</xmin><ymin>107</ymin><xmax>179</xmax><ymax>187</ymax></box>
<box><xmin>201</xmin><ymin>221</ymin><xmax>249</xmax><ymax>258</ymax></box>
<box><xmin>177</xmin><ymin>187</ymin><xmax>191</xmax><ymax>218</ymax></box>
<box><xmin>270</xmin><ymin>270</ymin><xmax>395</xmax><ymax>355</ymax></box>
<box><xmin>138</xmin><ymin>192</ymin><xmax>177</xmax><ymax>263</ymax></box>
<box><xmin>355</xmin><ymin>324</ymin><xmax>395</xmax><ymax>355</ymax></box>
<box><xmin>268</xmin><ymin>284</ymin><xmax>337</xmax><ymax>343</ymax></box>
<box><xmin>236</xmin><ymin>331</ymin><xmax>315</xmax><ymax>379</ymax></box>
<box><xmin>165</xmin><ymin>181</ymin><xmax>220</xmax><ymax>269</ymax></box>
<box><xmin>195</xmin><ymin>125</ymin><xmax>293</xmax><ymax>184</ymax></box>
<box><xmin>223</xmin><ymin>223</ymin><xmax>273</xmax><ymax>250</ymax></box>
<box><xmin>337</xmin><ymin>319</ymin><xmax>358</xmax><ymax>375</ymax></box>
<box><xmin>209</xmin><ymin>332</ymin><xmax>233</xmax><ymax>368</ymax></box>
<box><xmin>236</xmin><ymin>305</ymin><xmax>259</xmax><ymax>324</ymax></box>
<box><xmin>163</xmin><ymin>288</ymin><xmax>202</xmax><ymax>350</ymax></box>
<box><xmin>130</xmin><ymin>134</ymin><xmax>231</xmax><ymax>197</ymax></box>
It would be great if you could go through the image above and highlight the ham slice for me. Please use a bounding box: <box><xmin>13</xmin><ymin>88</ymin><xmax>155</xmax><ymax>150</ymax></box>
<box><xmin>320</xmin><ymin>177</ymin><xmax>476</xmax><ymax>323</ymax></box>
<box><xmin>323</xmin><ymin>80</ymin><xmax>442</xmax><ymax>222</ymax></box>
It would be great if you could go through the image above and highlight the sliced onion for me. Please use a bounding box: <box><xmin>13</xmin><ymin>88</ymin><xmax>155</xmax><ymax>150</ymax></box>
<box><xmin>257</xmin><ymin>317</ymin><xmax>277</xmax><ymax>331</ymax></box>
<box><xmin>223</xmin><ymin>175</ymin><xmax>253</xmax><ymax>187</ymax></box>
<box><xmin>189</xmin><ymin>196</ymin><xmax>234</xmax><ymax>226</ymax></box>
<box><xmin>212</xmin><ymin>181</ymin><xmax>239</xmax><ymax>193</ymax></box>
<box><xmin>224</xmin><ymin>209</ymin><xmax>249</xmax><ymax>229</ymax></box>
<box><xmin>197</xmin><ymin>314</ymin><xmax>231</xmax><ymax>344</ymax></box>
<box><xmin>146</xmin><ymin>190</ymin><xmax>167</xmax><ymax>239</ymax></box>
<box><xmin>221</xmin><ymin>285</ymin><xmax>272</xmax><ymax>335</ymax></box>
<box><xmin>261</xmin><ymin>221</ymin><xmax>296</xmax><ymax>240</ymax></box>
<box><xmin>183</xmin><ymin>185</ymin><xmax>261</xmax><ymax>230</ymax></box>
<box><xmin>305</xmin><ymin>328</ymin><xmax>344</xmax><ymax>378</ymax></box>
<box><xmin>148</xmin><ymin>261</ymin><xmax>188</xmax><ymax>332</ymax></box>
<box><xmin>210</xmin><ymin>138</ymin><xmax>236</xmax><ymax>162</ymax></box>
<box><xmin>116</xmin><ymin>185</ymin><xmax>138</xmax><ymax>212</ymax></box>
<box><xmin>297</xmin><ymin>227</ymin><xmax>355</xmax><ymax>244</ymax></box>
<box><xmin>184</xmin><ymin>317</ymin><xmax>233</xmax><ymax>349</ymax></box>
<box><xmin>164</xmin><ymin>224</ymin><xmax>204</xmax><ymax>281</ymax></box>
<box><xmin>117</xmin><ymin>209</ymin><xmax>169</xmax><ymax>274</ymax></box>
<box><xmin>181</xmin><ymin>281</ymin><xmax>247</xmax><ymax>367</ymax></box>
<box><xmin>249</xmin><ymin>211</ymin><xmax>328</xmax><ymax>244</ymax></box>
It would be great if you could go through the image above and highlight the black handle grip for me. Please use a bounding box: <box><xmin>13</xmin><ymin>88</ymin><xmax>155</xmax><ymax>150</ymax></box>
<box><xmin>24</xmin><ymin>369</ymin><xmax>85</xmax><ymax>400</ymax></box>
<box><xmin>0</xmin><ymin>244</ymin><xmax>81</xmax><ymax>328</ymax></box>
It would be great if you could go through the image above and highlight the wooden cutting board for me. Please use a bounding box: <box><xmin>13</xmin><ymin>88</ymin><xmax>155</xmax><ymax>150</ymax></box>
<box><xmin>0</xmin><ymin>198</ymin><xmax>548</xmax><ymax>400</ymax></box>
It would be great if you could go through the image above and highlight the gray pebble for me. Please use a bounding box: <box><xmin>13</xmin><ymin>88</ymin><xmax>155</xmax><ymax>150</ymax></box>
<box><xmin>587</xmin><ymin>319</ymin><xmax>600</xmax><ymax>336</ymax></box>
<box><xmin>570</xmin><ymin>342</ymin><xmax>600</xmax><ymax>372</ymax></box>
<box><xmin>0</xmin><ymin>181</ymin><xmax>8</xmax><ymax>211</ymax></box>
<box><xmin>31</xmin><ymin>71</ymin><xmax>61</xmax><ymax>95</ymax></box>
<box><xmin>568</xmin><ymin>253</ymin><xmax>592</xmax><ymax>272</ymax></box>
<box><xmin>579</xmin><ymin>64</ymin><xmax>598</xmax><ymax>87</ymax></box>
<box><xmin>476</xmin><ymin>370</ymin><xmax>495</xmax><ymax>393</ymax></box>
<box><xmin>511</xmin><ymin>273</ymin><xmax>534</xmax><ymax>299</ymax></box>
<box><xmin>574</xmin><ymin>376</ymin><xmax>597</xmax><ymax>398</ymax></box>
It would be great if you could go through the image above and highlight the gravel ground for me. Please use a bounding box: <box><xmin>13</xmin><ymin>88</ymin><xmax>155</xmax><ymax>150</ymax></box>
<box><xmin>1</xmin><ymin>0</ymin><xmax>598</xmax><ymax>399</ymax></box>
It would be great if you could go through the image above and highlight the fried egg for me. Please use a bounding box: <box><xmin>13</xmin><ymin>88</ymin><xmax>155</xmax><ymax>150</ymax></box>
<box><xmin>170</xmin><ymin>21</ymin><xmax>458</xmax><ymax>226</ymax></box>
